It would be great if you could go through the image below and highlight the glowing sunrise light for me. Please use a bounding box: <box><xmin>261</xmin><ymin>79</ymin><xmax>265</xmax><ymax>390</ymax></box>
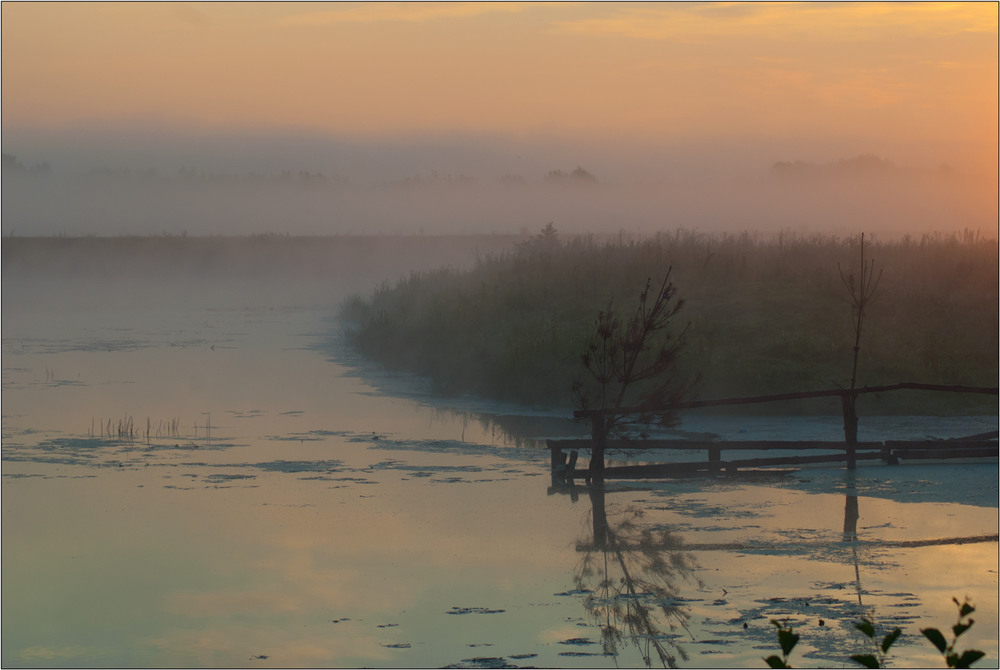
<box><xmin>1</xmin><ymin>1</ymin><xmax>994</xmax><ymax>144</ymax></box>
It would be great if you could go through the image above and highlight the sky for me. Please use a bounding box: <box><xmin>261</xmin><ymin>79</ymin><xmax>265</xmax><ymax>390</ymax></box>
<box><xmin>1</xmin><ymin>1</ymin><xmax>997</xmax><ymax>236</ymax></box>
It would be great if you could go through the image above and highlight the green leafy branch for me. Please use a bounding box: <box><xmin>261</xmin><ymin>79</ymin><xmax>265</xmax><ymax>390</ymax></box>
<box><xmin>851</xmin><ymin>617</ymin><xmax>902</xmax><ymax>668</ymax></box>
<box><xmin>763</xmin><ymin>598</ymin><xmax>985</xmax><ymax>669</ymax></box>
<box><xmin>764</xmin><ymin>619</ymin><xmax>800</xmax><ymax>668</ymax></box>
<box><xmin>921</xmin><ymin>598</ymin><xmax>986</xmax><ymax>669</ymax></box>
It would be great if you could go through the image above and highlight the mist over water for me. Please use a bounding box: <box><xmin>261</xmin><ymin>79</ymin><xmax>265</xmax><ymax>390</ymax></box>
<box><xmin>3</xmin><ymin>126</ymin><xmax>995</xmax><ymax>238</ymax></box>
<box><xmin>3</xmin><ymin>3</ymin><xmax>997</xmax><ymax>665</ymax></box>
<box><xmin>3</xmin><ymin>126</ymin><xmax>998</xmax><ymax>669</ymax></box>
<box><xmin>3</xmin><ymin>232</ymin><xmax>997</xmax><ymax>668</ymax></box>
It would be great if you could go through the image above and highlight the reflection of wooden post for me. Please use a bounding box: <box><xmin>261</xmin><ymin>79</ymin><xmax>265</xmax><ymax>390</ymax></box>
<box><xmin>708</xmin><ymin>447</ymin><xmax>721</xmax><ymax>470</ymax></box>
<box><xmin>843</xmin><ymin>472</ymin><xmax>860</xmax><ymax>537</ymax></box>
<box><xmin>843</xmin><ymin>494</ymin><xmax>859</xmax><ymax>537</ymax></box>
<box><xmin>589</xmin><ymin>485</ymin><xmax>608</xmax><ymax>549</ymax></box>
<box><xmin>841</xmin><ymin>392</ymin><xmax>858</xmax><ymax>470</ymax></box>
<box><xmin>550</xmin><ymin>444</ymin><xmax>567</xmax><ymax>486</ymax></box>
<box><xmin>589</xmin><ymin>414</ymin><xmax>606</xmax><ymax>485</ymax></box>
<box><xmin>842</xmin><ymin>472</ymin><xmax>863</xmax><ymax>606</ymax></box>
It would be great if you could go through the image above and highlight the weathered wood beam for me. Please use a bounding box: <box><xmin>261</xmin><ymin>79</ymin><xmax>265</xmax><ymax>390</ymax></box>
<box><xmin>884</xmin><ymin>440</ymin><xmax>998</xmax><ymax>449</ymax></box>
<box><xmin>566</xmin><ymin>451</ymin><xmax>886</xmax><ymax>479</ymax></box>
<box><xmin>548</xmin><ymin>438</ymin><xmax>996</xmax><ymax>483</ymax></box>
<box><xmin>889</xmin><ymin>447</ymin><xmax>998</xmax><ymax>460</ymax></box>
<box><xmin>864</xmin><ymin>382</ymin><xmax>999</xmax><ymax>395</ymax></box>
<box><xmin>572</xmin><ymin>382</ymin><xmax>999</xmax><ymax>418</ymax></box>
<box><xmin>946</xmin><ymin>431</ymin><xmax>999</xmax><ymax>442</ymax></box>
<box><xmin>724</xmin><ymin>452</ymin><xmax>883</xmax><ymax>468</ymax></box>
<box><xmin>575</xmin><ymin>534</ymin><xmax>999</xmax><ymax>553</ymax></box>
<box><xmin>548</xmin><ymin>439</ymin><xmax>883</xmax><ymax>452</ymax></box>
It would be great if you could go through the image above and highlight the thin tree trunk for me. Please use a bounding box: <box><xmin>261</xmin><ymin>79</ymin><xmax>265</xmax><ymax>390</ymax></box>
<box><xmin>589</xmin><ymin>414</ymin><xmax>607</xmax><ymax>485</ymax></box>
<box><xmin>841</xmin><ymin>392</ymin><xmax>858</xmax><ymax>469</ymax></box>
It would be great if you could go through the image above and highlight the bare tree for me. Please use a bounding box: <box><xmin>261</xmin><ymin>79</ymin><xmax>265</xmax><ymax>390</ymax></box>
<box><xmin>837</xmin><ymin>233</ymin><xmax>883</xmax><ymax>460</ymax></box>
<box><xmin>573</xmin><ymin>272</ymin><xmax>690</xmax><ymax>484</ymax></box>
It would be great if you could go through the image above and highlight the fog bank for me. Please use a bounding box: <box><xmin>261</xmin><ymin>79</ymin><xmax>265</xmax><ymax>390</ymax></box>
<box><xmin>3</xmin><ymin>127</ymin><xmax>995</xmax><ymax>238</ymax></box>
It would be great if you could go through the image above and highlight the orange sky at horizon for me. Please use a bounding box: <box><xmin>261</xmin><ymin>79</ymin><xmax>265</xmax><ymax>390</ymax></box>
<box><xmin>2</xmin><ymin>2</ymin><xmax>997</xmax><ymax>162</ymax></box>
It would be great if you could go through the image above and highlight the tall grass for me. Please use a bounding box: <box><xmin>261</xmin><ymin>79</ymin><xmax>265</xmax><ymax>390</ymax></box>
<box><xmin>341</xmin><ymin>228</ymin><xmax>998</xmax><ymax>414</ymax></box>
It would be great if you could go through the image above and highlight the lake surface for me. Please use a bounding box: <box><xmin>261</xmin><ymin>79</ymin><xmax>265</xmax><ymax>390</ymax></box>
<box><xmin>2</xmin><ymin>237</ymin><xmax>997</xmax><ymax>668</ymax></box>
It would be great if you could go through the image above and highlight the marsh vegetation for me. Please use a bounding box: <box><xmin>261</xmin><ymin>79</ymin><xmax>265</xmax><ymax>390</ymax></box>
<box><xmin>342</xmin><ymin>228</ymin><xmax>998</xmax><ymax>414</ymax></box>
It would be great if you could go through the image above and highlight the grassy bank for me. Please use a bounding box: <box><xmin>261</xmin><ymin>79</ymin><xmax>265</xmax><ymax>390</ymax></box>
<box><xmin>341</xmin><ymin>228</ymin><xmax>998</xmax><ymax>415</ymax></box>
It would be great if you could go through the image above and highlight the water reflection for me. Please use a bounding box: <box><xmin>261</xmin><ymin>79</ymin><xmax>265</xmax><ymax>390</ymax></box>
<box><xmin>553</xmin><ymin>467</ymin><xmax>995</xmax><ymax>668</ymax></box>
<box><xmin>572</xmin><ymin>485</ymin><xmax>702</xmax><ymax>668</ymax></box>
<box><xmin>843</xmin><ymin>472</ymin><xmax>863</xmax><ymax>609</ymax></box>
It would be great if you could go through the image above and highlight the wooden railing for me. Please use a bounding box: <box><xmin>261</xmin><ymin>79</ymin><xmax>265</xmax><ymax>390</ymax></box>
<box><xmin>554</xmin><ymin>383</ymin><xmax>998</xmax><ymax>484</ymax></box>
<box><xmin>548</xmin><ymin>434</ymin><xmax>998</xmax><ymax>483</ymax></box>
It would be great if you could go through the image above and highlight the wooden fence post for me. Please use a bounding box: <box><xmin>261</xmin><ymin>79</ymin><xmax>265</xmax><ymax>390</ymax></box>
<box><xmin>550</xmin><ymin>444</ymin><xmax>567</xmax><ymax>486</ymax></box>
<box><xmin>841</xmin><ymin>392</ymin><xmax>858</xmax><ymax>470</ymax></box>
<box><xmin>589</xmin><ymin>414</ymin><xmax>606</xmax><ymax>485</ymax></box>
<box><xmin>708</xmin><ymin>446</ymin><xmax>721</xmax><ymax>468</ymax></box>
<box><xmin>589</xmin><ymin>485</ymin><xmax>609</xmax><ymax>548</ymax></box>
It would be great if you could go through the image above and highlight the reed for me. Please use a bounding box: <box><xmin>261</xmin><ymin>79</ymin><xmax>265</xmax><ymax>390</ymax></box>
<box><xmin>342</xmin><ymin>228</ymin><xmax>998</xmax><ymax>414</ymax></box>
<box><xmin>95</xmin><ymin>415</ymin><xmax>184</xmax><ymax>441</ymax></box>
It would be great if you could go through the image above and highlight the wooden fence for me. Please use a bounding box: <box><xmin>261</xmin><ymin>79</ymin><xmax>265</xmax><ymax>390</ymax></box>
<box><xmin>549</xmin><ymin>433</ymin><xmax>998</xmax><ymax>483</ymax></box>
<box><xmin>551</xmin><ymin>383</ymin><xmax>998</xmax><ymax>484</ymax></box>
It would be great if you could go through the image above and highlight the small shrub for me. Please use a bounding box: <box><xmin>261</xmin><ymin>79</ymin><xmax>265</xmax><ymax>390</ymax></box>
<box><xmin>764</xmin><ymin>598</ymin><xmax>985</xmax><ymax>669</ymax></box>
<box><xmin>921</xmin><ymin>598</ymin><xmax>986</xmax><ymax>669</ymax></box>
<box><xmin>764</xmin><ymin>619</ymin><xmax>800</xmax><ymax>668</ymax></box>
<box><xmin>850</xmin><ymin>617</ymin><xmax>902</xmax><ymax>668</ymax></box>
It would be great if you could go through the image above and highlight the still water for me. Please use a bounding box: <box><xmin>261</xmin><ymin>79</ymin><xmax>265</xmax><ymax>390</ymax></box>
<box><xmin>2</xmin><ymin>239</ymin><xmax>997</xmax><ymax>668</ymax></box>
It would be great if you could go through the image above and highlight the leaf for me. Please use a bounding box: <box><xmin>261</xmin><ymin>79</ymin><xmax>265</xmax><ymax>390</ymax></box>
<box><xmin>955</xmin><ymin>650</ymin><xmax>986</xmax><ymax>668</ymax></box>
<box><xmin>882</xmin><ymin>628</ymin><xmax>902</xmax><ymax>653</ymax></box>
<box><xmin>922</xmin><ymin>628</ymin><xmax>948</xmax><ymax>653</ymax></box>
<box><xmin>851</xmin><ymin>653</ymin><xmax>881</xmax><ymax>668</ymax></box>
<box><xmin>959</xmin><ymin>602</ymin><xmax>975</xmax><ymax>618</ymax></box>
<box><xmin>854</xmin><ymin>619</ymin><xmax>876</xmax><ymax>638</ymax></box>
<box><xmin>764</xmin><ymin>655</ymin><xmax>789</xmax><ymax>669</ymax></box>
<box><xmin>953</xmin><ymin>622</ymin><xmax>973</xmax><ymax>638</ymax></box>
<box><xmin>778</xmin><ymin>629</ymin><xmax>800</xmax><ymax>657</ymax></box>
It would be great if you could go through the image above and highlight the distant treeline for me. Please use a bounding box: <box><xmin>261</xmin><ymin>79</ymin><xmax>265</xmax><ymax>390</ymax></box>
<box><xmin>341</xmin><ymin>228</ymin><xmax>999</xmax><ymax>415</ymax></box>
<box><xmin>0</xmin><ymin>233</ymin><xmax>520</xmax><ymax>281</ymax></box>
<box><xmin>2</xmin><ymin>151</ymin><xmax>599</xmax><ymax>190</ymax></box>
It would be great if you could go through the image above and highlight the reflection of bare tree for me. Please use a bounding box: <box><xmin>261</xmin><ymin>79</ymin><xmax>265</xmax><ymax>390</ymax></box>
<box><xmin>573</xmin><ymin>486</ymin><xmax>703</xmax><ymax>668</ymax></box>
<box><xmin>843</xmin><ymin>473</ymin><xmax>864</xmax><ymax>608</ymax></box>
